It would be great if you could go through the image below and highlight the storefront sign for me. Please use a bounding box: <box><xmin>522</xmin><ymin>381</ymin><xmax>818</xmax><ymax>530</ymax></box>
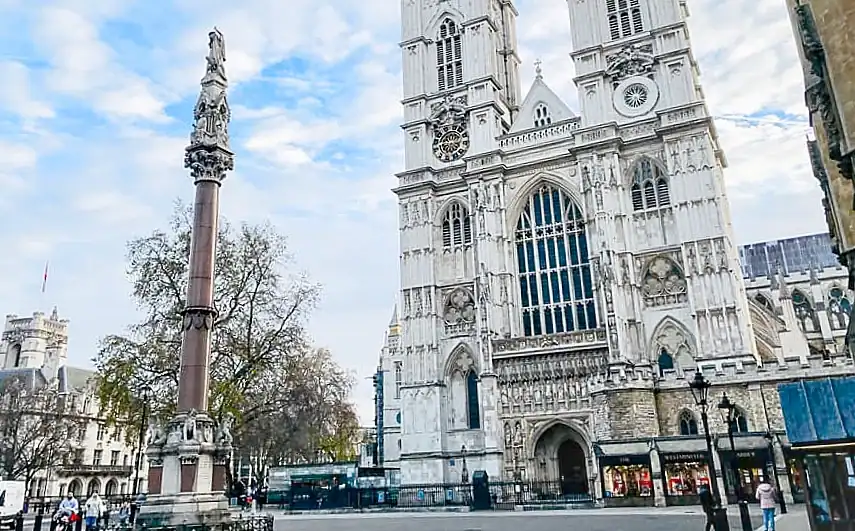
<box><xmin>599</xmin><ymin>454</ymin><xmax>650</xmax><ymax>466</ymax></box>
<box><xmin>662</xmin><ymin>452</ymin><xmax>708</xmax><ymax>463</ymax></box>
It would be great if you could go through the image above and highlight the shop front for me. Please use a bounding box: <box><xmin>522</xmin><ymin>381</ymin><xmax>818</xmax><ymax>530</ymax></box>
<box><xmin>600</xmin><ymin>455</ymin><xmax>655</xmax><ymax>507</ymax></box>
<box><xmin>779</xmin><ymin>377</ymin><xmax>855</xmax><ymax>531</ymax></box>
<box><xmin>594</xmin><ymin>441</ymin><xmax>655</xmax><ymax>507</ymax></box>
<box><xmin>659</xmin><ymin>451</ymin><xmax>713</xmax><ymax>506</ymax></box>
<box><xmin>715</xmin><ymin>435</ymin><xmax>776</xmax><ymax>505</ymax></box>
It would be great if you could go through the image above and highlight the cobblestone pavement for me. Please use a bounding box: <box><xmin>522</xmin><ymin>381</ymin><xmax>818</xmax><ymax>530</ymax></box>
<box><xmin>272</xmin><ymin>508</ymin><xmax>767</xmax><ymax>531</ymax></box>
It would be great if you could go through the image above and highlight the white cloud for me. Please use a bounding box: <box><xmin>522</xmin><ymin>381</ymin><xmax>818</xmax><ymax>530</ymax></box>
<box><xmin>0</xmin><ymin>0</ymin><xmax>834</xmax><ymax>424</ymax></box>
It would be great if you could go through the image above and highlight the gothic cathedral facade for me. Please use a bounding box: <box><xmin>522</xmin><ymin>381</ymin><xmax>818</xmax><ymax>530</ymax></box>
<box><xmin>389</xmin><ymin>0</ymin><xmax>853</xmax><ymax>502</ymax></box>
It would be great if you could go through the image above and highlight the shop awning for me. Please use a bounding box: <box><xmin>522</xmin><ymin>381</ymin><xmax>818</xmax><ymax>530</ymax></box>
<box><xmin>593</xmin><ymin>441</ymin><xmax>651</xmax><ymax>456</ymax></box>
<box><xmin>778</xmin><ymin>376</ymin><xmax>855</xmax><ymax>447</ymax></box>
<box><xmin>656</xmin><ymin>438</ymin><xmax>709</xmax><ymax>454</ymax></box>
<box><xmin>714</xmin><ymin>434</ymin><xmax>770</xmax><ymax>451</ymax></box>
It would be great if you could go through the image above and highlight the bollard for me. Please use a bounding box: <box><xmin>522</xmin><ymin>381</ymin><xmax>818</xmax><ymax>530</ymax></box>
<box><xmin>14</xmin><ymin>513</ymin><xmax>23</xmax><ymax>531</ymax></box>
<box><xmin>74</xmin><ymin>513</ymin><xmax>82</xmax><ymax>531</ymax></box>
<box><xmin>34</xmin><ymin>513</ymin><xmax>44</xmax><ymax>531</ymax></box>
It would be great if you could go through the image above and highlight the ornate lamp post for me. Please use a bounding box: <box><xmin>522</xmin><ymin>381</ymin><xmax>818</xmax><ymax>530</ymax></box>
<box><xmin>689</xmin><ymin>371</ymin><xmax>730</xmax><ymax>531</ymax></box>
<box><xmin>717</xmin><ymin>394</ymin><xmax>754</xmax><ymax>531</ymax></box>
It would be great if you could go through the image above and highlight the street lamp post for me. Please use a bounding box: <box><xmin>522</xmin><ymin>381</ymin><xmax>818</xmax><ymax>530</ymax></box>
<box><xmin>131</xmin><ymin>387</ymin><xmax>151</xmax><ymax>524</ymax></box>
<box><xmin>717</xmin><ymin>394</ymin><xmax>754</xmax><ymax>531</ymax></box>
<box><xmin>689</xmin><ymin>372</ymin><xmax>730</xmax><ymax>531</ymax></box>
<box><xmin>461</xmin><ymin>445</ymin><xmax>469</xmax><ymax>484</ymax></box>
<box><xmin>759</xmin><ymin>387</ymin><xmax>788</xmax><ymax>514</ymax></box>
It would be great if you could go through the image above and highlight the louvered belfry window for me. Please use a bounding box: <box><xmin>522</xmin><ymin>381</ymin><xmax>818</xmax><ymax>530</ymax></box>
<box><xmin>606</xmin><ymin>0</ymin><xmax>644</xmax><ymax>40</ymax></box>
<box><xmin>630</xmin><ymin>158</ymin><xmax>670</xmax><ymax>212</ymax></box>
<box><xmin>437</xmin><ymin>19</ymin><xmax>464</xmax><ymax>91</ymax></box>
<box><xmin>442</xmin><ymin>202</ymin><xmax>472</xmax><ymax>248</ymax></box>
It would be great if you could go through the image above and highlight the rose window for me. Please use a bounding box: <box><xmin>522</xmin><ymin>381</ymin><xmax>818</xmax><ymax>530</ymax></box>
<box><xmin>623</xmin><ymin>83</ymin><xmax>648</xmax><ymax>108</ymax></box>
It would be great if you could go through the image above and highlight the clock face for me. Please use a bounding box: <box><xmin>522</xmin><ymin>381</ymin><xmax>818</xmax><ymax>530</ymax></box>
<box><xmin>432</xmin><ymin>124</ymin><xmax>470</xmax><ymax>163</ymax></box>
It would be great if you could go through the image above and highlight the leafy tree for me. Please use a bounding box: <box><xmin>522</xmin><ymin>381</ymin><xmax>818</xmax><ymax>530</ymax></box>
<box><xmin>94</xmin><ymin>203</ymin><xmax>359</xmax><ymax>471</ymax></box>
<box><xmin>0</xmin><ymin>376</ymin><xmax>85</xmax><ymax>491</ymax></box>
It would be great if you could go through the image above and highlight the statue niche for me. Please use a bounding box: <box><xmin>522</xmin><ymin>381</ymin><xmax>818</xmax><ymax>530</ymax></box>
<box><xmin>641</xmin><ymin>256</ymin><xmax>687</xmax><ymax>307</ymax></box>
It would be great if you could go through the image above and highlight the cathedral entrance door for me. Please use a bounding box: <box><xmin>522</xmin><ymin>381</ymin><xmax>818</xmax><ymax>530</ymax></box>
<box><xmin>557</xmin><ymin>439</ymin><xmax>588</xmax><ymax>496</ymax></box>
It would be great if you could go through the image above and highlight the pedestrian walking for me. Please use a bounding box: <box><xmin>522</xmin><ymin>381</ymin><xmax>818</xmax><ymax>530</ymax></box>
<box><xmin>756</xmin><ymin>479</ymin><xmax>778</xmax><ymax>531</ymax></box>
<box><xmin>84</xmin><ymin>493</ymin><xmax>104</xmax><ymax>531</ymax></box>
<box><xmin>698</xmin><ymin>484</ymin><xmax>716</xmax><ymax>531</ymax></box>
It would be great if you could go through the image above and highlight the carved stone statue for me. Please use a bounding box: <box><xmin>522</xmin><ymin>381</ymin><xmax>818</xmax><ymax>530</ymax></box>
<box><xmin>217</xmin><ymin>412</ymin><xmax>235</xmax><ymax>445</ymax></box>
<box><xmin>206</xmin><ymin>28</ymin><xmax>226</xmax><ymax>79</ymax></box>
<box><xmin>148</xmin><ymin>421</ymin><xmax>167</xmax><ymax>446</ymax></box>
<box><xmin>184</xmin><ymin>409</ymin><xmax>198</xmax><ymax>441</ymax></box>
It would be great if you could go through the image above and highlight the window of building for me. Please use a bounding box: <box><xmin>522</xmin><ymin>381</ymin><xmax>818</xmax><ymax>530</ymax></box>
<box><xmin>678</xmin><ymin>411</ymin><xmax>699</xmax><ymax>436</ymax></box>
<box><xmin>755</xmin><ymin>293</ymin><xmax>776</xmax><ymax>314</ymax></box>
<box><xmin>603</xmin><ymin>464</ymin><xmax>653</xmax><ymax>498</ymax></box>
<box><xmin>827</xmin><ymin>286</ymin><xmax>851</xmax><ymax>330</ymax></box>
<box><xmin>123</xmin><ymin>454</ymin><xmax>129</xmax><ymax>466</ymax></box>
<box><xmin>534</xmin><ymin>103</ymin><xmax>552</xmax><ymax>128</ymax></box>
<box><xmin>732</xmin><ymin>409</ymin><xmax>749</xmax><ymax>433</ymax></box>
<box><xmin>77</xmin><ymin>426</ymin><xmax>86</xmax><ymax>441</ymax></box>
<box><xmin>792</xmin><ymin>289</ymin><xmax>819</xmax><ymax>333</ymax></box>
<box><xmin>93</xmin><ymin>450</ymin><xmax>103</xmax><ymax>466</ymax></box>
<box><xmin>442</xmin><ymin>202</ymin><xmax>472</xmax><ymax>248</ymax></box>
<box><xmin>11</xmin><ymin>344</ymin><xmax>21</xmax><ymax>367</ymax></box>
<box><xmin>466</xmin><ymin>370</ymin><xmax>480</xmax><ymax>429</ymax></box>
<box><xmin>664</xmin><ymin>458</ymin><xmax>711</xmax><ymax>496</ymax></box>
<box><xmin>96</xmin><ymin>424</ymin><xmax>107</xmax><ymax>441</ymax></box>
<box><xmin>110</xmin><ymin>451</ymin><xmax>119</xmax><ymax>466</ymax></box>
<box><xmin>437</xmin><ymin>19</ymin><xmax>463</xmax><ymax>91</ymax></box>
<box><xmin>630</xmin><ymin>158</ymin><xmax>670</xmax><ymax>211</ymax></box>
<box><xmin>394</xmin><ymin>362</ymin><xmax>402</xmax><ymax>399</ymax></box>
<box><xmin>516</xmin><ymin>184</ymin><xmax>597</xmax><ymax>336</ymax></box>
<box><xmin>606</xmin><ymin>0</ymin><xmax>644</xmax><ymax>40</ymax></box>
<box><xmin>658</xmin><ymin>349</ymin><xmax>675</xmax><ymax>376</ymax></box>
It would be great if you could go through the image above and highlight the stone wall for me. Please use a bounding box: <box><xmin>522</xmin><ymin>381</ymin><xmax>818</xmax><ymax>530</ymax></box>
<box><xmin>810</xmin><ymin>0</ymin><xmax>855</xmax><ymax>141</ymax></box>
<box><xmin>594</xmin><ymin>389</ymin><xmax>658</xmax><ymax>440</ymax></box>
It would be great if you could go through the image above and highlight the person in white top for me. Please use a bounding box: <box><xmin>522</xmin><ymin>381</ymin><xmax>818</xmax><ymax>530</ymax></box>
<box><xmin>84</xmin><ymin>493</ymin><xmax>105</xmax><ymax>531</ymax></box>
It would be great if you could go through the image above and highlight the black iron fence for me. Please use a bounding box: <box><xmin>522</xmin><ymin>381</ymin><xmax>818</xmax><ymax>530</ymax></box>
<box><xmin>269</xmin><ymin>480</ymin><xmax>595</xmax><ymax>511</ymax></box>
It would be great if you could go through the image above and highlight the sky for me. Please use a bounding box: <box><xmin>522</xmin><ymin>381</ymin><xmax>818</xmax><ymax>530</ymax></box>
<box><xmin>0</xmin><ymin>0</ymin><xmax>827</xmax><ymax>423</ymax></box>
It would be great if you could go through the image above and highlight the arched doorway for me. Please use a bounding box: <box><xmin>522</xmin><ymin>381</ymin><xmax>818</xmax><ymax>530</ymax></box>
<box><xmin>104</xmin><ymin>479</ymin><xmax>118</xmax><ymax>496</ymax></box>
<box><xmin>87</xmin><ymin>478</ymin><xmax>101</xmax><ymax>496</ymax></box>
<box><xmin>557</xmin><ymin>439</ymin><xmax>588</xmax><ymax>495</ymax></box>
<box><xmin>68</xmin><ymin>479</ymin><xmax>83</xmax><ymax>498</ymax></box>
<box><xmin>533</xmin><ymin>422</ymin><xmax>591</xmax><ymax>497</ymax></box>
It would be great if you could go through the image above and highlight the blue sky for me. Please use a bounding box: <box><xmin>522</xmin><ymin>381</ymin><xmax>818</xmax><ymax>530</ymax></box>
<box><xmin>0</xmin><ymin>0</ymin><xmax>826</xmax><ymax>422</ymax></box>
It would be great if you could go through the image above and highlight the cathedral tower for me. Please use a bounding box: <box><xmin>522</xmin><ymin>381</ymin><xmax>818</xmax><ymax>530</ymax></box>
<box><xmin>396</xmin><ymin>0</ymin><xmax>522</xmax><ymax>484</ymax></box>
<box><xmin>1</xmin><ymin>308</ymin><xmax>69</xmax><ymax>376</ymax></box>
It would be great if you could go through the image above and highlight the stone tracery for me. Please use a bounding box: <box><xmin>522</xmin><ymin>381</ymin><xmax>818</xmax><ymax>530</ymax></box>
<box><xmin>641</xmin><ymin>256</ymin><xmax>687</xmax><ymax>307</ymax></box>
<box><xmin>443</xmin><ymin>288</ymin><xmax>476</xmax><ymax>334</ymax></box>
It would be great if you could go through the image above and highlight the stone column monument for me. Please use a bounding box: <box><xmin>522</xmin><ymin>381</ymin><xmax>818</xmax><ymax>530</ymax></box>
<box><xmin>137</xmin><ymin>27</ymin><xmax>235</xmax><ymax>529</ymax></box>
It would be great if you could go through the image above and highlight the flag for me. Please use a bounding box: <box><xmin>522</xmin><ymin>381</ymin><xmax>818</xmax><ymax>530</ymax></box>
<box><xmin>41</xmin><ymin>261</ymin><xmax>49</xmax><ymax>294</ymax></box>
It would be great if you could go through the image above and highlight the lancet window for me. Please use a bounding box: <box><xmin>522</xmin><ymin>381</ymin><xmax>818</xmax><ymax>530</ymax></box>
<box><xmin>630</xmin><ymin>158</ymin><xmax>670</xmax><ymax>211</ymax></box>
<box><xmin>437</xmin><ymin>19</ymin><xmax>464</xmax><ymax>91</ymax></box>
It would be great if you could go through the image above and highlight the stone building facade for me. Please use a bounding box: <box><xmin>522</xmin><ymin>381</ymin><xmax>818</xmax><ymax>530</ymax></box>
<box><xmin>0</xmin><ymin>309</ymin><xmax>147</xmax><ymax>498</ymax></box>
<box><xmin>384</xmin><ymin>0</ymin><xmax>855</xmax><ymax>507</ymax></box>
<box><xmin>786</xmin><ymin>0</ymin><xmax>855</xmax><ymax>351</ymax></box>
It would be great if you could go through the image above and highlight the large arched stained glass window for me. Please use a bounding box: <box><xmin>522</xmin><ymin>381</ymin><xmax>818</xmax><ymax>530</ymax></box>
<box><xmin>515</xmin><ymin>184</ymin><xmax>597</xmax><ymax>336</ymax></box>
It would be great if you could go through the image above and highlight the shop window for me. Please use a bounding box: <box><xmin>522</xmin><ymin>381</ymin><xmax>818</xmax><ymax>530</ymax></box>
<box><xmin>663</xmin><ymin>458</ymin><xmax>711</xmax><ymax>497</ymax></box>
<box><xmin>602</xmin><ymin>464</ymin><xmax>653</xmax><ymax>498</ymax></box>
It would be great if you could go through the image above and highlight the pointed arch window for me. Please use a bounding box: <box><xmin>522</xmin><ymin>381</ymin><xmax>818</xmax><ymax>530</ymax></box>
<box><xmin>534</xmin><ymin>103</ymin><xmax>552</xmax><ymax>128</ymax></box>
<box><xmin>394</xmin><ymin>362</ymin><xmax>402</xmax><ymax>399</ymax></box>
<box><xmin>754</xmin><ymin>293</ymin><xmax>776</xmax><ymax>314</ymax></box>
<box><xmin>732</xmin><ymin>409</ymin><xmax>749</xmax><ymax>433</ymax></box>
<box><xmin>442</xmin><ymin>203</ymin><xmax>472</xmax><ymax>248</ymax></box>
<box><xmin>827</xmin><ymin>286</ymin><xmax>852</xmax><ymax>330</ymax></box>
<box><xmin>657</xmin><ymin>348</ymin><xmax>674</xmax><ymax>377</ymax></box>
<box><xmin>630</xmin><ymin>158</ymin><xmax>670</xmax><ymax>211</ymax></box>
<box><xmin>606</xmin><ymin>0</ymin><xmax>644</xmax><ymax>41</ymax></box>
<box><xmin>792</xmin><ymin>289</ymin><xmax>819</xmax><ymax>333</ymax></box>
<box><xmin>515</xmin><ymin>184</ymin><xmax>597</xmax><ymax>337</ymax></box>
<box><xmin>678</xmin><ymin>411</ymin><xmax>699</xmax><ymax>436</ymax></box>
<box><xmin>437</xmin><ymin>19</ymin><xmax>464</xmax><ymax>91</ymax></box>
<box><xmin>466</xmin><ymin>370</ymin><xmax>480</xmax><ymax>429</ymax></box>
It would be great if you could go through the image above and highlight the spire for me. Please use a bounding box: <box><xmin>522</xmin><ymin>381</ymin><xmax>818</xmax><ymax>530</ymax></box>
<box><xmin>775</xmin><ymin>262</ymin><xmax>791</xmax><ymax>300</ymax></box>
<box><xmin>388</xmin><ymin>304</ymin><xmax>401</xmax><ymax>337</ymax></box>
<box><xmin>184</xmin><ymin>27</ymin><xmax>234</xmax><ymax>184</ymax></box>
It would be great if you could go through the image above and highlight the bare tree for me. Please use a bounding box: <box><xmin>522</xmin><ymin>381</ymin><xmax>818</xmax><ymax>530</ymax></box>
<box><xmin>0</xmin><ymin>377</ymin><xmax>84</xmax><ymax>491</ymax></box>
<box><xmin>94</xmin><ymin>203</ymin><xmax>359</xmax><ymax>473</ymax></box>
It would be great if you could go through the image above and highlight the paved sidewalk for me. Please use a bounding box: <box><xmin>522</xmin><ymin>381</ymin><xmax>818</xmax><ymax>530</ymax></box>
<box><xmin>754</xmin><ymin>509</ymin><xmax>809</xmax><ymax>531</ymax></box>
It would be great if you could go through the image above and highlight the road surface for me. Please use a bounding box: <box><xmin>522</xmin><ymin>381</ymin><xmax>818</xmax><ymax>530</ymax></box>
<box><xmin>271</xmin><ymin>508</ymin><xmax>765</xmax><ymax>531</ymax></box>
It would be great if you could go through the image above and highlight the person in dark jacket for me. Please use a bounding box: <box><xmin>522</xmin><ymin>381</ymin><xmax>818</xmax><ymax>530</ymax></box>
<box><xmin>698</xmin><ymin>485</ymin><xmax>717</xmax><ymax>531</ymax></box>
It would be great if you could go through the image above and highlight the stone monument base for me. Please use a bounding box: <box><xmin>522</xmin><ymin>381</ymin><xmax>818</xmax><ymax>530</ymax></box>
<box><xmin>135</xmin><ymin>492</ymin><xmax>232</xmax><ymax>529</ymax></box>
